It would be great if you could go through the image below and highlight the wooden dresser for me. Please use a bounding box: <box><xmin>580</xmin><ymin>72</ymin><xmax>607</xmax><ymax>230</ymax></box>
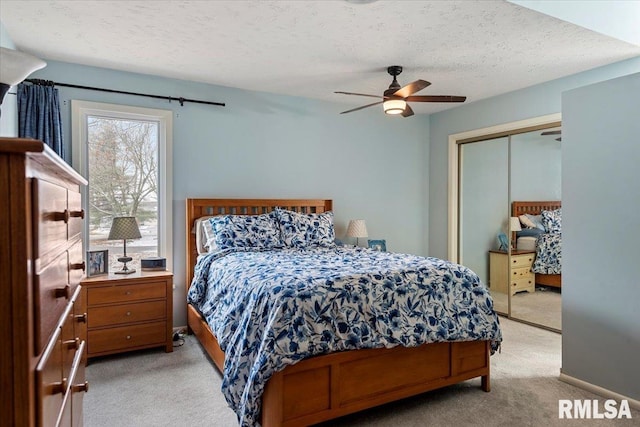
<box><xmin>0</xmin><ymin>138</ymin><xmax>88</xmax><ymax>427</ymax></box>
<box><xmin>81</xmin><ymin>271</ymin><xmax>173</xmax><ymax>358</ymax></box>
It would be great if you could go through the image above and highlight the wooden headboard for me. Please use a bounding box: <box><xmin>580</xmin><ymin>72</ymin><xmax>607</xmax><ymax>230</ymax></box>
<box><xmin>185</xmin><ymin>198</ymin><xmax>333</xmax><ymax>292</ymax></box>
<box><xmin>512</xmin><ymin>201</ymin><xmax>561</xmax><ymax>217</ymax></box>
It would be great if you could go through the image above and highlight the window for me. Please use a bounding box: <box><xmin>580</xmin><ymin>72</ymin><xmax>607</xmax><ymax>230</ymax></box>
<box><xmin>72</xmin><ymin>101</ymin><xmax>172</xmax><ymax>272</ymax></box>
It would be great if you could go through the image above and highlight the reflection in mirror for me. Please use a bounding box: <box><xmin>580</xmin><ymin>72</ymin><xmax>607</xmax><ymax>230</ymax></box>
<box><xmin>509</xmin><ymin>127</ymin><xmax>562</xmax><ymax>330</ymax></box>
<box><xmin>459</xmin><ymin>137</ymin><xmax>509</xmax><ymax>315</ymax></box>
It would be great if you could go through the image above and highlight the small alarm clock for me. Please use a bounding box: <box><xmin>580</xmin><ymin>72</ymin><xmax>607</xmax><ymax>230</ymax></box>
<box><xmin>141</xmin><ymin>257</ymin><xmax>166</xmax><ymax>271</ymax></box>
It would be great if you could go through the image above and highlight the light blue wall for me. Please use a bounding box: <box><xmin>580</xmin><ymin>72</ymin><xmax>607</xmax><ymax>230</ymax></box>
<box><xmin>27</xmin><ymin>60</ymin><xmax>429</xmax><ymax>326</ymax></box>
<box><xmin>562</xmin><ymin>73</ymin><xmax>640</xmax><ymax>399</ymax></box>
<box><xmin>0</xmin><ymin>22</ymin><xmax>18</xmax><ymax>136</ymax></box>
<box><xmin>428</xmin><ymin>56</ymin><xmax>640</xmax><ymax>260</ymax></box>
<box><xmin>511</xmin><ymin>134</ymin><xmax>561</xmax><ymax>201</ymax></box>
<box><xmin>460</xmin><ymin>138</ymin><xmax>509</xmax><ymax>286</ymax></box>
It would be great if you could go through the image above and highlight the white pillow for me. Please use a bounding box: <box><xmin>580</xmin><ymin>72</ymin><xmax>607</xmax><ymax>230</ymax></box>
<box><xmin>518</xmin><ymin>214</ymin><xmax>536</xmax><ymax>229</ymax></box>
<box><xmin>194</xmin><ymin>216</ymin><xmax>217</xmax><ymax>254</ymax></box>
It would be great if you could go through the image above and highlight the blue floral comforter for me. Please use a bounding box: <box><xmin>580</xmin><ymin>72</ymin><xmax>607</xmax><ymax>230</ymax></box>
<box><xmin>187</xmin><ymin>246</ymin><xmax>502</xmax><ymax>426</ymax></box>
<box><xmin>532</xmin><ymin>233</ymin><xmax>562</xmax><ymax>274</ymax></box>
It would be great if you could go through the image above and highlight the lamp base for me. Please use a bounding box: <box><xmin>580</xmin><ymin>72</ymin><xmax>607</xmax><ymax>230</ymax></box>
<box><xmin>115</xmin><ymin>256</ymin><xmax>135</xmax><ymax>275</ymax></box>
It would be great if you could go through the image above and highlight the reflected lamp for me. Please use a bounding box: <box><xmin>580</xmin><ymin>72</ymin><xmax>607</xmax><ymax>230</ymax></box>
<box><xmin>346</xmin><ymin>219</ymin><xmax>368</xmax><ymax>246</ymax></box>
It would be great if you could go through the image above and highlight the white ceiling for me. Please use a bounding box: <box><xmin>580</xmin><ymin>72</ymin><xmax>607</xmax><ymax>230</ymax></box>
<box><xmin>1</xmin><ymin>0</ymin><xmax>639</xmax><ymax>115</ymax></box>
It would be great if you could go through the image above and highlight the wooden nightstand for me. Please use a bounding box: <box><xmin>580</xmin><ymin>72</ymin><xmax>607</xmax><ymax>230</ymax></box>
<box><xmin>80</xmin><ymin>270</ymin><xmax>173</xmax><ymax>358</ymax></box>
<box><xmin>489</xmin><ymin>250</ymin><xmax>535</xmax><ymax>296</ymax></box>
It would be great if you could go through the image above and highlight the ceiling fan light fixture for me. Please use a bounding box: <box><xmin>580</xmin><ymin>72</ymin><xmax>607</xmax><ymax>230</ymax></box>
<box><xmin>383</xmin><ymin>99</ymin><xmax>406</xmax><ymax>115</ymax></box>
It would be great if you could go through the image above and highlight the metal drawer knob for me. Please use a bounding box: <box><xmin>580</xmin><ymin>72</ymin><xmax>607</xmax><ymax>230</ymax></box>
<box><xmin>125</xmin><ymin>291</ymin><xmax>132</xmax><ymax>295</ymax></box>
<box><xmin>70</xmin><ymin>261</ymin><xmax>86</xmax><ymax>272</ymax></box>
<box><xmin>75</xmin><ymin>313</ymin><xmax>88</xmax><ymax>323</ymax></box>
<box><xmin>126</xmin><ymin>311</ymin><xmax>131</xmax><ymax>316</ymax></box>
<box><xmin>126</xmin><ymin>335</ymin><xmax>131</xmax><ymax>340</ymax></box>
<box><xmin>69</xmin><ymin>209</ymin><xmax>85</xmax><ymax>219</ymax></box>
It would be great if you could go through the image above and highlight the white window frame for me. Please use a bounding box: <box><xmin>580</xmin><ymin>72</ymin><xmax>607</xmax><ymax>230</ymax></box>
<box><xmin>71</xmin><ymin>100</ymin><xmax>173</xmax><ymax>273</ymax></box>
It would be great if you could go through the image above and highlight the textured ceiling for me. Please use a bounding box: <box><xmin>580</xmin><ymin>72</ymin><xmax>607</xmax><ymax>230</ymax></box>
<box><xmin>1</xmin><ymin>0</ymin><xmax>639</xmax><ymax>115</ymax></box>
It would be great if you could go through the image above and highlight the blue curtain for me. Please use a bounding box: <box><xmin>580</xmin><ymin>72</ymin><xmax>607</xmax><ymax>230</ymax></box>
<box><xmin>17</xmin><ymin>83</ymin><xmax>64</xmax><ymax>159</ymax></box>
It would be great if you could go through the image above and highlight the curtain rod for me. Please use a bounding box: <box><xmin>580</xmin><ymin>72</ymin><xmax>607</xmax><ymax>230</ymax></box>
<box><xmin>24</xmin><ymin>78</ymin><xmax>225</xmax><ymax>107</ymax></box>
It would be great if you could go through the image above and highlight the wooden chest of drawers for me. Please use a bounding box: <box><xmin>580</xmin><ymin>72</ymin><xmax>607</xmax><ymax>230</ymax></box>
<box><xmin>1</xmin><ymin>138</ymin><xmax>88</xmax><ymax>427</ymax></box>
<box><xmin>80</xmin><ymin>271</ymin><xmax>173</xmax><ymax>358</ymax></box>
<box><xmin>489</xmin><ymin>250</ymin><xmax>536</xmax><ymax>296</ymax></box>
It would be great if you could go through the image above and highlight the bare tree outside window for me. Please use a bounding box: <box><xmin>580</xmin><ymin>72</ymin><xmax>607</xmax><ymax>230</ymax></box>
<box><xmin>87</xmin><ymin>116</ymin><xmax>159</xmax><ymax>270</ymax></box>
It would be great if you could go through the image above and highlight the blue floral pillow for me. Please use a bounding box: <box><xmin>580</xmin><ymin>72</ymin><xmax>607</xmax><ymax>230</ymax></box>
<box><xmin>541</xmin><ymin>208</ymin><xmax>562</xmax><ymax>234</ymax></box>
<box><xmin>275</xmin><ymin>208</ymin><xmax>335</xmax><ymax>248</ymax></box>
<box><xmin>208</xmin><ymin>212</ymin><xmax>282</xmax><ymax>250</ymax></box>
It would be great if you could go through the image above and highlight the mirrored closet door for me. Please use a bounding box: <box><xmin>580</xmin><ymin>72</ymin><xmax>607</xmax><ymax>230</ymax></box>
<box><xmin>509</xmin><ymin>127</ymin><xmax>562</xmax><ymax>331</ymax></box>
<box><xmin>458</xmin><ymin>123</ymin><xmax>561</xmax><ymax>331</ymax></box>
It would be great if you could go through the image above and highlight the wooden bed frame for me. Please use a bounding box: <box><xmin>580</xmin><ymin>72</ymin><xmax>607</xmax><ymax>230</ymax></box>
<box><xmin>512</xmin><ymin>201</ymin><xmax>562</xmax><ymax>288</ymax></box>
<box><xmin>186</xmin><ymin>198</ymin><xmax>491</xmax><ymax>427</ymax></box>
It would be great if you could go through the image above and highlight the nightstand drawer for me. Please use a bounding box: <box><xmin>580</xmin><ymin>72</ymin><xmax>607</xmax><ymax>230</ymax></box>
<box><xmin>89</xmin><ymin>300</ymin><xmax>166</xmax><ymax>328</ymax></box>
<box><xmin>88</xmin><ymin>321</ymin><xmax>167</xmax><ymax>354</ymax></box>
<box><xmin>512</xmin><ymin>277</ymin><xmax>534</xmax><ymax>290</ymax></box>
<box><xmin>87</xmin><ymin>281</ymin><xmax>166</xmax><ymax>305</ymax></box>
<box><xmin>511</xmin><ymin>267</ymin><xmax>533</xmax><ymax>278</ymax></box>
<box><xmin>511</xmin><ymin>254</ymin><xmax>534</xmax><ymax>268</ymax></box>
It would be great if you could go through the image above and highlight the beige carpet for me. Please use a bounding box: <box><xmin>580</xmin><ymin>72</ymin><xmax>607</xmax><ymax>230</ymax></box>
<box><xmin>492</xmin><ymin>286</ymin><xmax>562</xmax><ymax>330</ymax></box>
<box><xmin>84</xmin><ymin>318</ymin><xmax>638</xmax><ymax>426</ymax></box>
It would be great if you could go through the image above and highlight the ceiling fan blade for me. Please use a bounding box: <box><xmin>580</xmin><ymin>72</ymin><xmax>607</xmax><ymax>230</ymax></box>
<box><xmin>393</xmin><ymin>79</ymin><xmax>431</xmax><ymax>98</ymax></box>
<box><xmin>405</xmin><ymin>95</ymin><xmax>466</xmax><ymax>103</ymax></box>
<box><xmin>340</xmin><ymin>100</ymin><xmax>384</xmax><ymax>114</ymax></box>
<box><xmin>541</xmin><ymin>130</ymin><xmax>562</xmax><ymax>136</ymax></box>
<box><xmin>334</xmin><ymin>91</ymin><xmax>384</xmax><ymax>99</ymax></box>
<box><xmin>401</xmin><ymin>104</ymin><xmax>414</xmax><ymax>117</ymax></box>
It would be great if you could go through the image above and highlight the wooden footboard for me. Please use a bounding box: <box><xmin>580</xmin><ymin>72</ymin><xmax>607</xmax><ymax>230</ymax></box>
<box><xmin>189</xmin><ymin>305</ymin><xmax>490</xmax><ymax>427</ymax></box>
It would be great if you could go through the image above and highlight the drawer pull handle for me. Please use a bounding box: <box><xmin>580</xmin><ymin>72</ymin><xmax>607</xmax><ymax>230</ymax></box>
<box><xmin>72</xmin><ymin>381</ymin><xmax>89</xmax><ymax>394</ymax></box>
<box><xmin>126</xmin><ymin>335</ymin><xmax>132</xmax><ymax>340</ymax></box>
<box><xmin>63</xmin><ymin>337</ymin><xmax>80</xmax><ymax>350</ymax></box>
<box><xmin>126</xmin><ymin>311</ymin><xmax>131</xmax><ymax>316</ymax></box>
<box><xmin>75</xmin><ymin>313</ymin><xmax>88</xmax><ymax>323</ymax></box>
<box><xmin>51</xmin><ymin>378</ymin><xmax>68</xmax><ymax>395</ymax></box>
<box><xmin>69</xmin><ymin>209</ymin><xmax>85</xmax><ymax>219</ymax></box>
<box><xmin>51</xmin><ymin>210</ymin><xmax>70</xmax><ymax>223</ymax></box>
<box><xmin>70</xmin><ymin>261</ymin><xmax>86</xmax><ymax>272</ymax></box>
<box><xmin>55</xmin><ymin>285</ymin><xmax>71</xmax><ymax>299</ymax></box>
<box><xmin>125</xmin><ymin>291</ymin><xmax>132</xmax><ymax>295</ymax></box>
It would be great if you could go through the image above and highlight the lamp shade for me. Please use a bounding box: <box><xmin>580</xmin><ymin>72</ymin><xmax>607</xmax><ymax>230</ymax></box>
<box><xmin>346</xmin><ymin>219</ymin><xmax>368</xmax><ymax>238</ymax></box>
<box><xmin>509</xmin><ymin>217</ymin><xmax>522</xmax><ymax>232</ymax></box>
<box><xmin>383</xmin><ymin>99</ymin><xmax>406</xmax><ymax>115</ymax></box>
<box><xmin>0</xmin><ymin>47</ymin><xmax>46</xmax><ymax>86</ymax></box>
<box><xmin>108</xmin><ymin>217</ymin><xmax>141</xmax><ymax>240</ymax></box>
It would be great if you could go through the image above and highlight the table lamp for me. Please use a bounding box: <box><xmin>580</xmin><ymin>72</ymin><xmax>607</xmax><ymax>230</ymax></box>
<box><xmin>108</xmin><ymin>216</ymin><xmax>141</xmax><ymax>274</ymax></box>
<box><xmin>346</xmin><ymin>219</ymin><xmax>368</xmax><ymax>247</ymax></box>
<box><xmin>509</xmin><ymin>216</ymin><xmax>522</xmax><ymax>250</ymax></box>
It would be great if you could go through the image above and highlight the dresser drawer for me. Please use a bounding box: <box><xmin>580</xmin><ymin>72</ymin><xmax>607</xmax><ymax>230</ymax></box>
<box><xmin>88</xmin><ymin>321</ymin><xmax>167</xmax><ymax>355</ymax></box>
<box><xmin>87</xmin><ymin>281</ymin><xmax>166</xmax><ymax>305</ymax></box>
<box><xmin>510</xmin><ymin>254</ymin><xmax>534</xmax><ymax>268</ymax></box>
<box><xmin>67</xmin><ymin>190</ymin><xmax>83</xmax><ymax>241</ymax></box>
<box><xmin>89</xmin><ymin>300</ymin><xmax>166</xmax><ymax>328</ymax></box>
<box><xmin>36</xmin><ymin>326</ymin><xmax>64</xmax><ymax>427</ymax></box>
<box><xmin>34</xmin><ymin>251</ymin><xmax>73</xmax><ymax>354</ymax></box>
<box><xmin>33</xmin><ymin>179</ymin><xmax>68</xmax><ymax>265</ymax></box>
<box><xmin>68</xmin><ymin>241</ymin><xmax>85</xmax><ymax>287</ymax></box>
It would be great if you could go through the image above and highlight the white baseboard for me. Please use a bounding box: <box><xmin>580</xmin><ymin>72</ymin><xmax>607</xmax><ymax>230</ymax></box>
<box><xmin>559</xmin><ymin>372</ymin><xmax>640</xmax><ymax>410</ymax></box>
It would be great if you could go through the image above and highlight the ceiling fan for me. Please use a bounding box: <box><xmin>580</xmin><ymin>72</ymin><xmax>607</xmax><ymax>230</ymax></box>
<box><xmin>541</xmin><ymin>130</ymin><xmax>562</xmax><ymax>142</ymax></box>
<box><xmin>335</xmin><ymin>65</ymin><xmax>466</xmax><ymax>117</ymax></box>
